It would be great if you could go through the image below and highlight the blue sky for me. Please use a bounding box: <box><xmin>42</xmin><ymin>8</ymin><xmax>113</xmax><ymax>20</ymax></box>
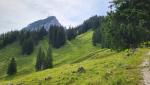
<box><xmin>0</xmin><ymin>0</ymin><xmax>111</xmax><ymax>34</ymax></box>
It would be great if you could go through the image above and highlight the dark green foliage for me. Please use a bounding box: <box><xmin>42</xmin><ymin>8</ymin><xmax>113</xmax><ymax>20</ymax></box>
<box><xmin>19</xmin><ymin>27</ymin><xmax>47</xmax><ymax>45</ymax></box>
<box><xmin>92</xmin><ymin>28</ymin><xmax>101</xmax><ymax>46</ymax></box>
<box><xmin>7</xmin><ymin>58</ymin><xmax>17</xmax><ymax>75</ymax></box>
<box><xmin>35</xmin><ymin>47</ymin><xmax>44</xmax><ymax>71</ymax></box>
<box><xmin>93</xmin><ymin>0</ymin><xmax>150</xmax><ymax>50</ymax></box>
<box><xmin>48</xmin><ymin>25</ymin><xmax>66</xmax><ymax>48</ymax></box>
<box><xmin>67</xmin><ymin>28</ymin><xmax>77</xmax><ymax>41</ymax></box>
<box><xmin>0</xmin><ymin>31</ymin><xmax>19</xmax><ymax>49</ymax></box>
<box><xmin>30</xmin><ymin>31</ymin><xmax>40</xmax><ymax>45</ymax></box>
<box><xmin>19</xmin><ymin>27</ymin><xmax>47</xmax><ymax>55</ymax></box>
<box><xmin>35</xmin><ymin>46</ymin><xmax>53</xmax><ymax>71</ymax></box>
<box><xmin>19</xmin><ymin>30</ymin><xmax>31</xmax><ymax>45</ymax></box>
<box><xmin>37</xmin><ymin>27</ymin><xmax>47</xmax><ymax>40</ymax></box>
<box><xmin>110</xmin><ymin>0</ymin><xmax>150</xmax><ymax>49</ymax></box>
<box><xmin>100</xmin><ymin>17</ymin><xmax>113</xmax><ymax>49</ymax></box>
<box><xmin>45</xmin><ymin>46</ymin><xmax>53</xmax><ymax>68</ymax></box>
<box><xmin>35</xmin><ymin>48</ymin><xmax>41</xmax><ymax>71</ymax></box>
<box><xmin>22</xmin><ymin>38</ymin><xmax>34</xmax><ymax>55</ymax></box>
<box><xmin>0</xmin><ymin>39</ymin><xmax>3</xmax><ymax>49</ymax></box>
<box><xmin>0</xmin><ymin>27</ymin><xmax>47</xmax><ymax>54</ymax></box>
<box><xmin>76</xmin><ymin>15</ymin><xmax>104</xmax><ymax>35</ymax></box>
<box><xmin>19</xmin><ymin>30</ymin><xmax>34</xmax><ymax>55</ymax></box>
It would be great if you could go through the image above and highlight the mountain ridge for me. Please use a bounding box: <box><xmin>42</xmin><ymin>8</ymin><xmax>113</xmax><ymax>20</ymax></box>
<box><xmin>23</xmin><ymin>16</ymin><xmax>61</xmax><ymax>31</ymax></box>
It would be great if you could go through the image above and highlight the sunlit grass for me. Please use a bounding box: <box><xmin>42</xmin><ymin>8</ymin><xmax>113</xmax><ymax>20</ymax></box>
<box><xmin>0</xmin><ymin>31</ymin><xmax>99</xmax><ymax>80</ymax></box>
<box><xmin>0</xmin><ymin>31</ymin><xmax>149</xmax><ymax>85</ymax></box>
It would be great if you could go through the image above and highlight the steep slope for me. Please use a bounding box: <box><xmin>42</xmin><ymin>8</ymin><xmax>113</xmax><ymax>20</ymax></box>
<box><xmin>0</xmin><ymin>31</ymin><xmax>99</xmax><ymax>79</ymax></box>
<box><xmin>23</xmin><ymin>16</ymin><xmax>61</xmax><ymax>31</ymax></box>
<box><xmin>0</xmin><ymin>47</ymin><xmax>149</xmax><ymax>85</ymax></box>
<box><xmin>0</xmin><ymin>31</ymin><xmax>149</xmax><ymax>85</ymax></box>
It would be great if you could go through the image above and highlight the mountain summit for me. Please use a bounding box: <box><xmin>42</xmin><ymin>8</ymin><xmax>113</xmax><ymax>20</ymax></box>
<box><xmin>23</xmin><ymin>16</ymin><xmax>61</xmax><ymax>31</ymax></box>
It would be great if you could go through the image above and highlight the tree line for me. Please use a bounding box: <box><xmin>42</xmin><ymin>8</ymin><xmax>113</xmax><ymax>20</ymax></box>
<box><xmin>0</xmin><ymin>31</ymin><xmax>19</xmax><ymax>49</ymax></box>
<box><xmin>5</xmin><ymin>25</ymin><xmax>78</xmax><ymax>75</ymax></box>
<box><xmin>48</xmin><ymin>25</ymin><xmax>66</xmax><ymax>48</ymax></box>
<box><xmin>75</xmin><ymin>15</ymin><xmax>104</xmax><ymax>35</ymax></box>
<box><xmin>92</xmin><ymin>0</ymin><xmax>150</xmax><ymax>50</ymax></box>
<box><xmin>19</xmin><ymin>27</ymin><xmax>47</xmax><ymax>55</ymax></box>
<box><xmin>4</xmin><ymin>14</ymin><xmax>117</xmax><ymax>76</ymax></box>
<box><xmin>7</xmin><ymin>45</ymin><xmax>53</xmax><ymax>75</ymax></box>
<box><xmin>0</xmin><ymin>14</ymin><xmax>105</xmax><ymax>53</ymax></box>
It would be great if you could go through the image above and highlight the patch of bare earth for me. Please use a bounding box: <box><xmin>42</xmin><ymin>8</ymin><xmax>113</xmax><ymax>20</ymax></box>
<box><xmin>141</xmin><ymin>51</ymin><xmax>150</xmax><ymax>85</ymax></box>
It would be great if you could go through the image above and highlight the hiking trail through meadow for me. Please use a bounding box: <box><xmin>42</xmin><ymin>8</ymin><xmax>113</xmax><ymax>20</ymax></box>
<box><xmin>141</xmin><ymin>51</ymin><xmax>150</xmax><ymax>85</ymax></box>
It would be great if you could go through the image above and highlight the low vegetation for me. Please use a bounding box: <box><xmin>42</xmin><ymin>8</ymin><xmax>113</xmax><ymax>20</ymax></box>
<box><xmin>0</xmin><ymin>31</ymin><xmax>98</xmax><ymax>80</ymax></box>
<box><xmin>1</xmin><ymin>47</ymin><xmax>149</xmax><ymax>85</ymax></box>
<box><xmin>0</xmin><ymin>31</ymin><xmax>149</xmax><ymax>85</ymax></box>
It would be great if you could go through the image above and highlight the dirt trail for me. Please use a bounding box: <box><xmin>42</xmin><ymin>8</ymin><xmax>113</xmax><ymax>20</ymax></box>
<box><xmin>141</xmin><ymin>51</ymin><xmax>150</xmax><ymax>85</ymax></box>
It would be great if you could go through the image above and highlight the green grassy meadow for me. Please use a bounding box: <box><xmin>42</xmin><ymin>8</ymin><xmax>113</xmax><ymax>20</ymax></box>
<box><xmin>0</xmin><ymin>31</ymin><xmax>149</xmax><ymax>85</ymax></box>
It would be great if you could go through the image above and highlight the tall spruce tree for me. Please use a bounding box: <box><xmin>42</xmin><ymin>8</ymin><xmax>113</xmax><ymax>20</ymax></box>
<box><xmin>92</xmin><ymin>28</ymin><xmax>101</xmax><ymax>46</ymax></box>
<box><xmin>67</xmin><ymin>28</ymin><xmax>77</xmax><ymax>41</ymax></box>
<box><xmin>7</xmin><ymin>58</ymin><xmax>17</xmax><ymax>75</ymax></box>
<box><xmin>46</xmin><ymin>46</ymin><xmax>53</xmax><ymax>68</ymax></box>
<box><xmin>41</xmin><ymin>51</ymin><xmax>46</xmax><ymax>70</ymax></box>
<box><xmin>48</xmin><ymin>25</ymin><xmax>66</xmax><ymax>48</ymax></box>
<box><xmin>35</xmin><ymin>47</ymin><xmax>42</xmax><ymax>71</ymax></box>
<box><xmin>22</xmin><ymin>38</ymin><xmax>34</xmax><ymax>55</ymax></box>
<box><xmin>35</xmin><ymin>47</ymin><xmax>52</xmax><ymax>71</ymax></box>
<box><xmin>38</xmin><ymin>27</ymin><xmax>47</xmax><ymax>40</ymax></box>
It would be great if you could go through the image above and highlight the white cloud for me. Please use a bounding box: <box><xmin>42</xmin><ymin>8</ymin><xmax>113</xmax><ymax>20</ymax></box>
<box><xmin>0</xmin><ymin>0</ymin><xmax>111</xmax><ymax>34</ymax></box>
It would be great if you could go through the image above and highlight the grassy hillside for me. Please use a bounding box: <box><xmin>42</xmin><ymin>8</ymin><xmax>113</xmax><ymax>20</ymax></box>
<box><xmin>0</xmin><ymin>31</ymin><xmax>99</xmax><ymax>79</ymax></box>
<box><xmin>0</xmin><ymin>31</ymin><xmax>149</xmax><ymax>85</ymax></box>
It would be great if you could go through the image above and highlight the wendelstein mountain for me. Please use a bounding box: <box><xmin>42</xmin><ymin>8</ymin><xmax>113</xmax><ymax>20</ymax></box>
<box><xmin>23</xmin><ymin>16</ymin><xmax>61</xmax><ymax>31</ymax></box>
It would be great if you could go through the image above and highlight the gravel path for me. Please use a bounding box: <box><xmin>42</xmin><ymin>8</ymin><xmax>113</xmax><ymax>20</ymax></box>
<box><xmin>141</xmin><ymin>51</ymin><xmax>150</xmax><ymax>85</ymax></box>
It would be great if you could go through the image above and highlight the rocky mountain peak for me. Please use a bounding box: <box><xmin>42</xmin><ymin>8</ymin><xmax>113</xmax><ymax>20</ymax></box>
<box><xmin>23</xmin><ymin>16</ymin><xmax>61</xmax><ymax>31</ymax></box>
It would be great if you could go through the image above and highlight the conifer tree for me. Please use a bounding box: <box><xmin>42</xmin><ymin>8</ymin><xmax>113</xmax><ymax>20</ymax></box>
<box><xmin>41</xmin><ymin>51</ymin><xmax>46</xmax><ymax>70</ymax></box>
<box><xmin>46</xmin><ymin>46</ymin><xmax>53</xmax><ymax>68</ymax></box>
<box><xmin>35</xmin><ymin>47</ymin><xmax>42</xmax><ymax>71</ymax></box>
<box><xmin>48</xmin><ymin>25</ymin><xmax>66</xmax><ymax>48</ymax></box>
<box><xmin>22</xmin><ymin>38</ymin><xmax>34</xmax><ymax>55</ymax></box>
<box><xmin>67</xmin><ymin>28</ymin><xmax>77</xmax><ymax>41</ymax></box>
<box><xmin>38</xmin><ymin>26</ymin><xmax>47</xmax><ymax>40</ymax></box>
<box><xmin>35</xmin><ymin>46</ymin><xmax>54</xmax><ymax>71</ymax></box>
<box><xmin>94</xmin><ymin>0</ymin><xmax>150</xmax><ymax>50</ymax></box>
<box><xmin>92</xmin><ymin>28</ymin><xmax>101</xmax><ymax>46</ymax></box>
<box><xmin>0</xmin><ymin>31</ymin><xmax>19</xmax><ymax>49</ymax></box>
<box><xmin>7</xmin><ymin>58</ymin><xmax>17</xmax><ymax>75</ymax></box>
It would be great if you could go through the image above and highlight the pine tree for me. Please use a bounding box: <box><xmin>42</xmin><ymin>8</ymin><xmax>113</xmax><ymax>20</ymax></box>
<box><xmin>76</xmin><ymin>15</ymin><xmax>104</xmax><ymax>34</ymax></box>
<box><xmin>0</xmin><ymin>31</ymin><xmax>19</xmax><ymax>49</ymax></box>
<box><xmin>48</xmin><ymin>25</ymin><xmax>66</xmax><ymax>48</ymax></box>
<box><xmin>92</xmin><ymin>28</ymin><xmax>101</xmax><ymax>46</ymax></box>
<box><xmin>97</xmin><ymin>0</ymin><xmax>150</xmax><ymax>50</ymax></box>
<box><xmin>7</xmin><ymin>58</ymin><xmax>17</xmax><ymax>75</ymax></box>
<box><xmin>35</xmin><ymin>46</ymin><xmax>54</xmax><ymax>71</ymax></box>
<box><xmin>30</xmin><ymin>31</ymin><xmax>39</xmax><ymax>45</ymax></box>
<box><xmin>22</xmin><ymin>38</ymin><xmax>34</xmax><ymax>55</ymax></box>
<box><xmin>41</xmin><ymin>51</ymin><xmax>46</xmax><ymax>70</ymax></box>
<box><xmin>35</xmin><ymin>47</ymin><xmax>42</xmax><ymax>71</ymax></box>
<box><xmin>38</xmin><ymin>26</ymin><xmax>47</xmax><ymax>40</ymax></box>
<box><xmin>35</xmin><ymin>47</ymin><xmax>48</xmax><ymax>71</ymax></box>
<box><xmin>46</xmin><ymin>46</ymin><xmax>53</xmax><ymax>68</ymax></box>
<box><xmin>67</xmin><ymin>28</ymin><xmax>77</xmax><ymax>41</ymax></box>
